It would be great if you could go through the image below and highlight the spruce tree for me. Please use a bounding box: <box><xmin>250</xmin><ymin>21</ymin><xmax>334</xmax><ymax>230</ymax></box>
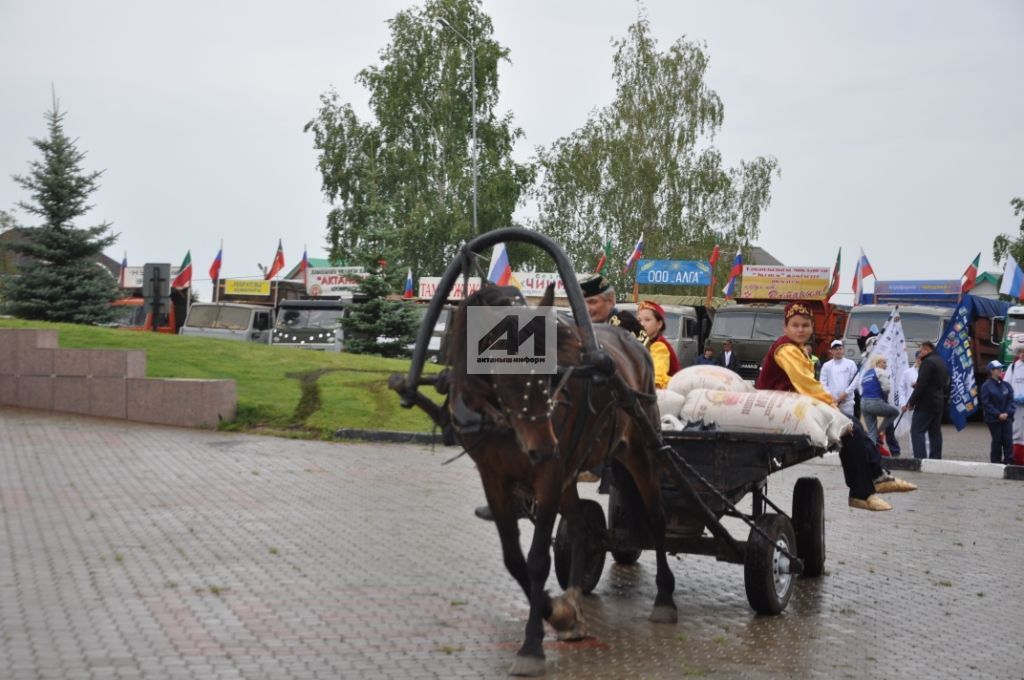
<box><xmin>342</xmin><ymin>265</ymin><xmax>420</xmax><ymax>357</ymax></box>
<box><xmin>2</xmin><ymin>96</ymin><xmax>120</xmax><ymax>323</ymax></box>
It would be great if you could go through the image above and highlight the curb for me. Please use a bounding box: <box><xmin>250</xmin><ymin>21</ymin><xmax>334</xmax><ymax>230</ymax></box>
<box><xmin>332</xmin><ymin>428</ymin><xmax>442</xmax><ymax>445</ymax></box>
<box><xmin>809</xmin><ymin>452</ymin><xmax>1023</xmax><ymax>481</ymax></box>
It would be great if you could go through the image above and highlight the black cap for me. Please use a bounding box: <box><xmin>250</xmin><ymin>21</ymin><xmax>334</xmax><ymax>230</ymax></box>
<box><xmin>580</xmin><ymin>275</ymin><xmax>611</xmax><ymax>298</ymax></box>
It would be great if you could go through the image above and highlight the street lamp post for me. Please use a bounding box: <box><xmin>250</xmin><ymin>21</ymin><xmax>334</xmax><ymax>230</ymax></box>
<box><xmin>437</xmin><ymin>18</ymin><xmax>477</xmax><ymax>233</ymax></box>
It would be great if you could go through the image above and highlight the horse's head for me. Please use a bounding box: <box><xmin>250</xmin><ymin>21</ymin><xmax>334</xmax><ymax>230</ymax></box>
<box><xmin>450</xmin><ymin>283</ymin><xmax>570</xmax><ymax>462</ymax></box>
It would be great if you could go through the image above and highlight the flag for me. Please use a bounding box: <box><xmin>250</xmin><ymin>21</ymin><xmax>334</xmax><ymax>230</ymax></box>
<box><xmin>118</xmin><ymin>252</ymin><xmax>128</xmax><ymax>288</ymax></box>
<box><xmin>705</xmin><ymin>245</ymin><xmax>721</xmax><ymax>305</ymax></box>
<box><xmin>852</xmin><ymin>247</ymin><xmax>874</xmax><ymax>304</ymax></box>
<box><xmin>403</xmin><ymin>268</ymin><xmax>414</xmax><ymax>299</ymax></box>
<box><xmin>937</xmin><ymin>304</ymin><xmax>978</xmax><ymax>430</ymax></box>
<box><xmin>708</xmin><ymin>245</ymin><xmax>720</xmax><ymax>269</ymax></box>
<box><xmin>209</xmin><ymin>244</ymin><xmax>223</xmax><ymax>281</ymax></box>
<box><xmin>622</xmin><ymin>233</ymin><xmax>643</xmax><ymax>273</ymax></box>
<box><xmin>961</xmin><ymin>252</ymin><xmax>981</xmax><ymax>294</ymax></box>
<box><xmin>826</xmin><ymin>248</ymin><xmax>841</xmax><ymax>299</ymax></box>
<box><xmin>859</xmin><ymin>307</ymin><xmax>909</xmax><ymax>409</ymax></box>
<box><xmin>265</xmin><ymin>239</ymin><xmax>285</xmax><ymax>280</ymax></box>
<box><xmin>722</xmin><ymin>248</ymin><xmax>742</xmax><ymax>299</ymax></box>
<box><xmin>299</xmin><ymin>246</ymin><xmax>310</xmax><ymax>287</ymax></box>
<box><xmin>170</xmin><ymin>250</ymin><xmax>193</xmax><ymax>289</ymax></box>
<box><xmin>999</xmin><ymin>254</ymin><xmax>1024</xmax><ymax>299</ymax></box>
<box><xmin>487</xmin><ymin>243</ymin><xmax>513</xmax><ymax>285</ymax></box>
<box><xmin>595</xmin><ymin>240</ymin><xmax>612</xmax><ymax>274</ymax></box>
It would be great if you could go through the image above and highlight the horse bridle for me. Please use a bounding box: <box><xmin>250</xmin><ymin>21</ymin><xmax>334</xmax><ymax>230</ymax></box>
<box><xmin>491</xmin><ymin>366</ymin><xmax>576</xmax><ymax>424</ymax></box>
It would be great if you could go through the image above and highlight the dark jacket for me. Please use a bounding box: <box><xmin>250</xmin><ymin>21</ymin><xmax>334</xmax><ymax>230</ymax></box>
<box><xmin>907</xmin><ymin>351</ymin><xmax>950</xmax><ymax>414</ymax></box>
<box><xmin>980</xmin><ymin>377</ymin><xmax>1016</xmax><ymax>424</ymax></box>
<box><xmin>717</xmin><ymin>349</ymin><xmax>739</xmax><ymax>372</ymax></box>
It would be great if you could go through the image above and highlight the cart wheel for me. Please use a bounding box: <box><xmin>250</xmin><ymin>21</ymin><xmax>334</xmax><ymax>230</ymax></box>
<box><xmin>608</xmin><ymin>486</ymin><xmax>642</xmax><ymax>565</ymax></box>
<box><xmin>744</xmin><ymin>513</ymin><xmax>797</xmax><ymax>615</ymax></box>
<box><xmin>792</xmin><ymin>477</ymin><xmax>825</xmax><ymax>578</ymax></box>
<box><xmin>553</xmin><ymin>499</ymin><xmax>607</xmax><ymax>594</ymax></box>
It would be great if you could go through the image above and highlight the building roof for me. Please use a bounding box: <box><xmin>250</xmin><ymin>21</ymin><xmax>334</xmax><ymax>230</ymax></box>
<box><xmin>746</xmin><ymin>246</ymin><xmax>783</xmax><ymax>266</ymax></box>
<box><xmin>283</xmin><ymin>257</ymin><xmax>335</xmax><ymax>280</ymax></box>
<box><xmin>2</xmin><ymin>228</ymin><xmax>119</xmax><ymax>278</ymax></box>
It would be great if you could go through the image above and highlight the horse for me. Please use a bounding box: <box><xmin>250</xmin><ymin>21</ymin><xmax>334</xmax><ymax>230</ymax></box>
<box><xmin>445</xmin><ymin>283</ymin><xmax>677</xmax><ymax>677</ymax></box>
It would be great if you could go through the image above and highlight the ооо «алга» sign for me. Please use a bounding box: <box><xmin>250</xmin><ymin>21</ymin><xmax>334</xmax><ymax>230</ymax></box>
<box><xmin>635</xmin><ymin>260</ymin><xmax>711</xmax><ymax>286</ymax></box>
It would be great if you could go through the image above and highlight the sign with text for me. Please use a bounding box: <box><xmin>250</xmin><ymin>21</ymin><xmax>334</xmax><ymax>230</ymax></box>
<box><xmin>418</xmin><ymin>273</ymin><xmax>578</xmax><ymax>300</ymax></box>
<box><xmin>874</xmin><ymin>280</ymin><xmax>961</xmax><ymax>299</ymax></box>
<box><xmin>120</xmin><ymin>265</ymin><xmax>181</xmax><ymax>289</ymax></box>
<box><xmin>306</xmin><ymin>266</ymin><xmax>368</xmax><ymax>297</ymax></box>
<box><xmin>224</xmin><ymin>279</ymin><xmax>271</xmax><ymax>296</ymax></box>
<box><xmin>740</xmin><ymin>266</ymin><xmax>831</xmax><ymax>300</ymax></box>
<box><xmin>635</xmin><ymin>260</ymin><xmax>711</xmax><ymax>286</ymax></box>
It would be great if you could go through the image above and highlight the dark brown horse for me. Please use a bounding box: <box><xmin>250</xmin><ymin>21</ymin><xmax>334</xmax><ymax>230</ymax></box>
<box><xmin>446</xmin><ymin>283</ymin><xmax>677</xmax><ymax>676</ymax></box>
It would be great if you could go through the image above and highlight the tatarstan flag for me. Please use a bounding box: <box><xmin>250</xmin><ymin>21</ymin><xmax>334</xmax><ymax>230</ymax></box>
<box><xmin>826</xmin><ymin>248</ymin><xmax>841</xmax><ymax>299</ymax></box>
<box><xmin>595</xmin><ymin>240</ymin><xmax>612</xmax><ymax>274</ymax></box>
<box><xmin>265</xmin><ymin>239</ymin><xmax>285</xmax><ymax>280</ymax></box>
<box><xmin>171</xmin><ymin>250</ymin><xmax>192</xmax><ymax>289</ymax></box>
<box><xmin>961</xmin><ymin>252</ymin><xmax>980</xmax><ymax>294</ymax></box>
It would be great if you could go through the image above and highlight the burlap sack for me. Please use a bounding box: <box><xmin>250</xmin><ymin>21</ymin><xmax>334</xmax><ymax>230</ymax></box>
<box><xmin>656</xmin><ymin>388</ymin><xmax>686</xmax><ymax>420</ymax></box>
<box><xmin>677</xmin><ymin>388</ymin><xmax>850</xmax><ymax>449</ymax></box>
<box><xmin>666</xmin><ymin>364</ymin><xmax>754</xmax><ymax>397</ymax></box>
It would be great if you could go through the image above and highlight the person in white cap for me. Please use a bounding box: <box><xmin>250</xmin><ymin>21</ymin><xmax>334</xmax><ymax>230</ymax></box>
<box><xmin>980</xmin><ymin>359</ymin><xmax>1015</xmax><ymax>464</ymax></box>
<box><xmin>820</xmin><ymin>339</ymin><xmax>859</xmax><ymax>420</ymax></box>
<box><xmin>1005</xmin><ymin>340</ymin><xmax>1024</xmax><ymax>464</ymax></box>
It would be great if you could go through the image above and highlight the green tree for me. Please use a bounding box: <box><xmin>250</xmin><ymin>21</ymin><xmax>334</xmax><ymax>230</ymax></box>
<box><xmin>341</xmin><ymin>266</ymin><xmax>420</xmax><ymax>357</ymax></box>
<box><xmin>2</xmin><ymin>96</ymin><xmax>119</xmax><ymax>322</ymax></box>
<box><xmin>0</xmin><ymin>209</ymin><xmax>16</xmax><ymax>233</ymax></box>
<box><xmin>532</xmin><ymin>15</ymin><xmax>779</xmax><ymax>294</ymax></box>
<box><xmin>992</xmin><ymin>196</ymin><xmax>1024</xmax><ymax>268</ymax></box>
<box><xmin>304</xmin><ymin>0</ymin><xmax>535</xmax><ymax>284</ymax></box>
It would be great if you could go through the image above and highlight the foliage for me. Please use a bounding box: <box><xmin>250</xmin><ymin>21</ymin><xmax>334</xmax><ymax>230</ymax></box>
<box><xmin>342</xmin><ymin>266</ymin><xmax>421</xmax><ymax>357</ymax></box>
<box><xmin>304</xmin><ymin>0</ymin><xmax>535</xmax><ymax>284</ymax></box>
<box><xmin>0</xmin><ymin>209</ymin><xmax>16</xmax><ymax>233</ymax></box>
<box><xmin>2</xmin><ymin>96</ymin><xmax>119</xmax><ymax>322</ymax></box>
<box><xmin>992</xmin><ymin>197</ymin><xmax>1024</xmax><ymax>267</ymax></box>
<box><xmin>531</xmin><ymin>14</ymin><xmax>779</xmax><ymax>294</ymax></box>
<box><xmin>0</xmin><ymin>317</ymin><xmax>441</xmax><ymax>435</ymax></box>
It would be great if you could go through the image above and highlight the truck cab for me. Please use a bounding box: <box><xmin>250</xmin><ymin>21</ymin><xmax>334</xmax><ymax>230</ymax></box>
<box><xmin>619</xmin><ymin>303</ymin><xmax>706</xmax><ymax>367</ymax></box>
<box><xmin>707</xmin><ymin>304</ymin><xmax>784</xmax><ymax>380</ymax></box>
<box><xmin>272</xmin><ymin>299</ymin><xmax>349</xmax><ymax>351</ymax></box>
<box><xmin>999</xmin><ymin>305</ymin><xmax>1024</xmax><ymax>363</ymax></box>
<box><xmin>179</xmin><ymin>302</ymin><xmax>274</xmax><ymax>343</ymax></box>
<box><xmin>841</xmin><ymin>304</ymin><xmax>953</xmax><ymax>366</ymax></box>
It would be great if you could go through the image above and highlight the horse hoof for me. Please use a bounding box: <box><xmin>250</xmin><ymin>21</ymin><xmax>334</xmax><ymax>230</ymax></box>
<box><xmin>556</xmin><ymin>624</ymin><xmax>587</xmax><ymax>642</ymax></box>
<box><xmin>649</xmin><ymin>604</ymin><xmax>678</xmax><ymax>624</ymax></box>
<box><xmin>547</xmin><ymin>595</ymin><xmax>580</xmax><ymax>632</ymax></box>
<box><xmin>509</xmin><ymin>654</ymin><xmax>546</xmax><ymax>677</ymax></box>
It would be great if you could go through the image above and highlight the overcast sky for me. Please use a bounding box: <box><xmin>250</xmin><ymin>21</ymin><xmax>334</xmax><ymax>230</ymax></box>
<box><xmin>1</xmin><ymin>1</ymin><xmax>1021</xmax><ymax>304</ymax></box>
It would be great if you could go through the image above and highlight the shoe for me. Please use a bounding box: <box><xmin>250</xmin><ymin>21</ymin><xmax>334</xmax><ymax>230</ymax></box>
<box><xmin>875</xmin><ymin>478</ymin><xmax>917</xmax><ymax>493</ymax></box>
<box><xmin>848</xmin><ymin>494</ymin><xmax>892</xmax><ymax>511</ymax></box>
<box><xmin>474</xmin><ymin>505</ymin><xmax>495</xmax><ymax>521</ymax></box>
<box><xmin>577</xmin><ymin>471</ymin><xmax>600</xmax><ymax>483</ymax></box>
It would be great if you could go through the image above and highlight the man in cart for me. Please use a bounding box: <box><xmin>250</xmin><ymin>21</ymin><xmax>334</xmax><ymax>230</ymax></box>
<box><xmin>756</xmin><ymin>302</ymin><xmax>916</xmax><ymax>511</ymax></box>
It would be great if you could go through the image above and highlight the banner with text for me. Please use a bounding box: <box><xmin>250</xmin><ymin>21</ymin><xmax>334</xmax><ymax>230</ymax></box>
<box><xmin>306</xmin><ymin>266</ymin><xmax>368</xmax><ymax>297</ymax></box>
<box><xmin>635</xmin><ymin>260</ymin><xmax>711</xmax><ymax>286</ymax></box>
<box><xmin>417</xmin><ymin>273</ymin><xmax>579</xmax><ymax>300</ymax></box>
<box><xmin>120</xmin><ymin>266</ymin><xmax>182</xmax><ymax>289</ymax></box>
<box><xmin>740</xmin><ymin>265</ymin><xmax>831</xmax><ymax>300</ymax></box>
<box><xmin>224</xmin><ymin>279</ymin><xmax>271</xmax><ymax>296</ymax></box>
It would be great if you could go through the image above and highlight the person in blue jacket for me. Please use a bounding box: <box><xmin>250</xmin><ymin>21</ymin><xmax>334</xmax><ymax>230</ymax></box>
<box><xmin>981</xmin><ymin>360</ymin><xmax>1016</xmax><ymax>465</ymax></box>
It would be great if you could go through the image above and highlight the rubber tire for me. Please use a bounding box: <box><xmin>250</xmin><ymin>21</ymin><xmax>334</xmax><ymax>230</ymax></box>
<box><xmin>608</xmin><ymin>486</ymin><xmax>642</xmax><ymax>565</ymax></box>
<box><xmin>792</xmin><ymin>477</ymin><xmax>826</xmax><ymax>578</ymax></box>
<box><xmin>744</xmin><ymin>513</ymin><xmax>797</xmax><ymax>615</ymax></box>
<box><xmin>553</xmin><ymin>499</ymin><xmax>607</xmax><ymax>594</ymax></box>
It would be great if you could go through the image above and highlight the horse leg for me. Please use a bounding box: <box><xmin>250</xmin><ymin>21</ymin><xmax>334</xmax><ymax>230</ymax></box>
<box><xmin>548</xmin><ymin>487</ymin><xmax>586</xmax><ymax>641</ymax></box>
<box><xmin>509</xmin><ymin>465</ymin><xmax>560</xmax><ymax>677</ymax></box>
<box><xmin>624</xmin><ymin>454</ymin><xmax>677</xmax><ymax>624</ymax></box>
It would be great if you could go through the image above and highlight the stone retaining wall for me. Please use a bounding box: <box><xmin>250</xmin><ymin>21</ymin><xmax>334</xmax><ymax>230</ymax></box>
<box><xmin>0</xmin><ymin>328</ymin><xmax>235</xmax><ymax>428</ymax></box>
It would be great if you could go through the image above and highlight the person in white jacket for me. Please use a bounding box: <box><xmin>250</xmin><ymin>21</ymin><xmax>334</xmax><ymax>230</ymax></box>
<box><xmin>1006</xmin><ymin>341</ymin><xmax>1024</xmax><ymax>463</ymax></box>
<box><xmin>820</xmin><ymin>340</ymin><xmax>859</xmax><ymax>419</ymax></box>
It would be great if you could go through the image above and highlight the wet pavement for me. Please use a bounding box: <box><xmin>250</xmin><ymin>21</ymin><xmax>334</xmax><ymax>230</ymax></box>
<box><xmin>1</xmin><ymin>406</ymin><xmax>1022</xmax><ymax>679</ymax></box>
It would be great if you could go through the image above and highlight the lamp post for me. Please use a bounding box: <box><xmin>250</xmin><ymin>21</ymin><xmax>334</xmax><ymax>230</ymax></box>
<box><xmin>437</xmin><ymin>17</ymin><xmax>477</xmax><ymax>233</ymax></box>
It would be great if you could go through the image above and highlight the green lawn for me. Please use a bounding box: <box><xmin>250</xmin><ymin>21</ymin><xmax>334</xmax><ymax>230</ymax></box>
<box><xmin>0</xmin><ymin>318</ymin><xmax>443</xmax><ymax>438</ymax></box>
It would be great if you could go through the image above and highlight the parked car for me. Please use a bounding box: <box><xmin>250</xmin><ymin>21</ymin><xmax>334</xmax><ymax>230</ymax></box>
<box><xmin>179</xmin><ymin>302</ymin><xmax>274</xmax><ymax>343</ymax></box>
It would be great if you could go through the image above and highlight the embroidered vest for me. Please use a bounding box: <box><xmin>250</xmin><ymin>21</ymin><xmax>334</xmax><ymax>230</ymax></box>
<box><xmin>755</xmin><ymin>335</ymin><xmax>801</xmax><ymax>392</ymax></box>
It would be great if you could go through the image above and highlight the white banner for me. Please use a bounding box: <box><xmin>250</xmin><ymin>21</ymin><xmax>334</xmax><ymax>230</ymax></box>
<box><xmin>860</xmin><ymin>308</ymin><xmax>910</xmax><ymax>407</ymax></box>
<box><xmin>120</xmin><ymin>266</ymin><xmax>181</xmax><ymax>289</ymax></box>
<box><xmin>306</xmin><ymin>266</ymin><xmax>367</xmax><ymax>297</ymax></box>
<box><xmin>418</xmin><ymin>273</ymin><xmax>577</xmax><ymax>300</ymax></box>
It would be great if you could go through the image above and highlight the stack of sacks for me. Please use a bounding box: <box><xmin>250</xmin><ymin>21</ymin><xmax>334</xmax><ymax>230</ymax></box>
<box><xmin>677</xmin><ymin>389</ymin><xmax>851</xmax><ymax>449</ymax></box>
<box><xmin>657</xmin><ymin>364</ymin><xmax>753</xmax><ymax>422</ymax></box>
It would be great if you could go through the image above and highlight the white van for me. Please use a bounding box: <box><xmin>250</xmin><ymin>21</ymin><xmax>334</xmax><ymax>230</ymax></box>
<box><xmin>179</xmin><ymin>303</ymin><xmax>274</xmax><ymax>343</ymax></box>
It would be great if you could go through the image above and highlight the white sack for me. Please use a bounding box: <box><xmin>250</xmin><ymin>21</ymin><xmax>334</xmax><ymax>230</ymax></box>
<box><xmin>656</xmin><ymin>388</ymin><xmax>686</xmax><ymax>420</ymax></box>
<box><xmin>678</xmin><ymin>388</ymin><xmax>851</xmax><ymax>449</ymax></box>
<box><xmin>667</xmin><ymin>364</ymin><xmax>754</xmax><ymax>397</ymax></box>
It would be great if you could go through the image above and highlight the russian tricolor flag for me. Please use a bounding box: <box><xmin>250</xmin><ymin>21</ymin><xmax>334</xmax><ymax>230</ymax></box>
<box><xmin>852</xmin><ymin>247</ymin><xmax>874</xmax><ymax>304</ymax></box>
<box><xmin>299</xmin><ymin>246</ymin><xmax>309</xmax><ymax>287</ymax></box>
<box><xmin>403</xmin><ymin>268</ymin><xmax>415</xmax><ymax>299</ymax></box>
<box><xmin>1000</xmin><ymin>254</ymin><xmax>1024</xmax><ymax>300</ymax></box>
<box><xmin>209</xmin><ymin>244</ymin><xmax>223</xmax><ymax>282</ymax></box>
<box><xmin>722</xmin><ymin>249</ymin><xmax>742</xmax><ymax>298</ymax></box>
<box><xmin>623</xmin><ymin>233</ymin><xmax>644</xmax><ymax>273</ymax></box>
<box><xmin>487</xmin><ymin>243</ymin><xmax>514</xmax><ymax>286</ymax></box>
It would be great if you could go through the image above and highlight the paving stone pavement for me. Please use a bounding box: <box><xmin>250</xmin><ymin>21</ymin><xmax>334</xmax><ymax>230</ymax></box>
<box><xmin>1</xmin><ymin>406</ymin><xmax>1022</xmax><ymax>680</ymax></box>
